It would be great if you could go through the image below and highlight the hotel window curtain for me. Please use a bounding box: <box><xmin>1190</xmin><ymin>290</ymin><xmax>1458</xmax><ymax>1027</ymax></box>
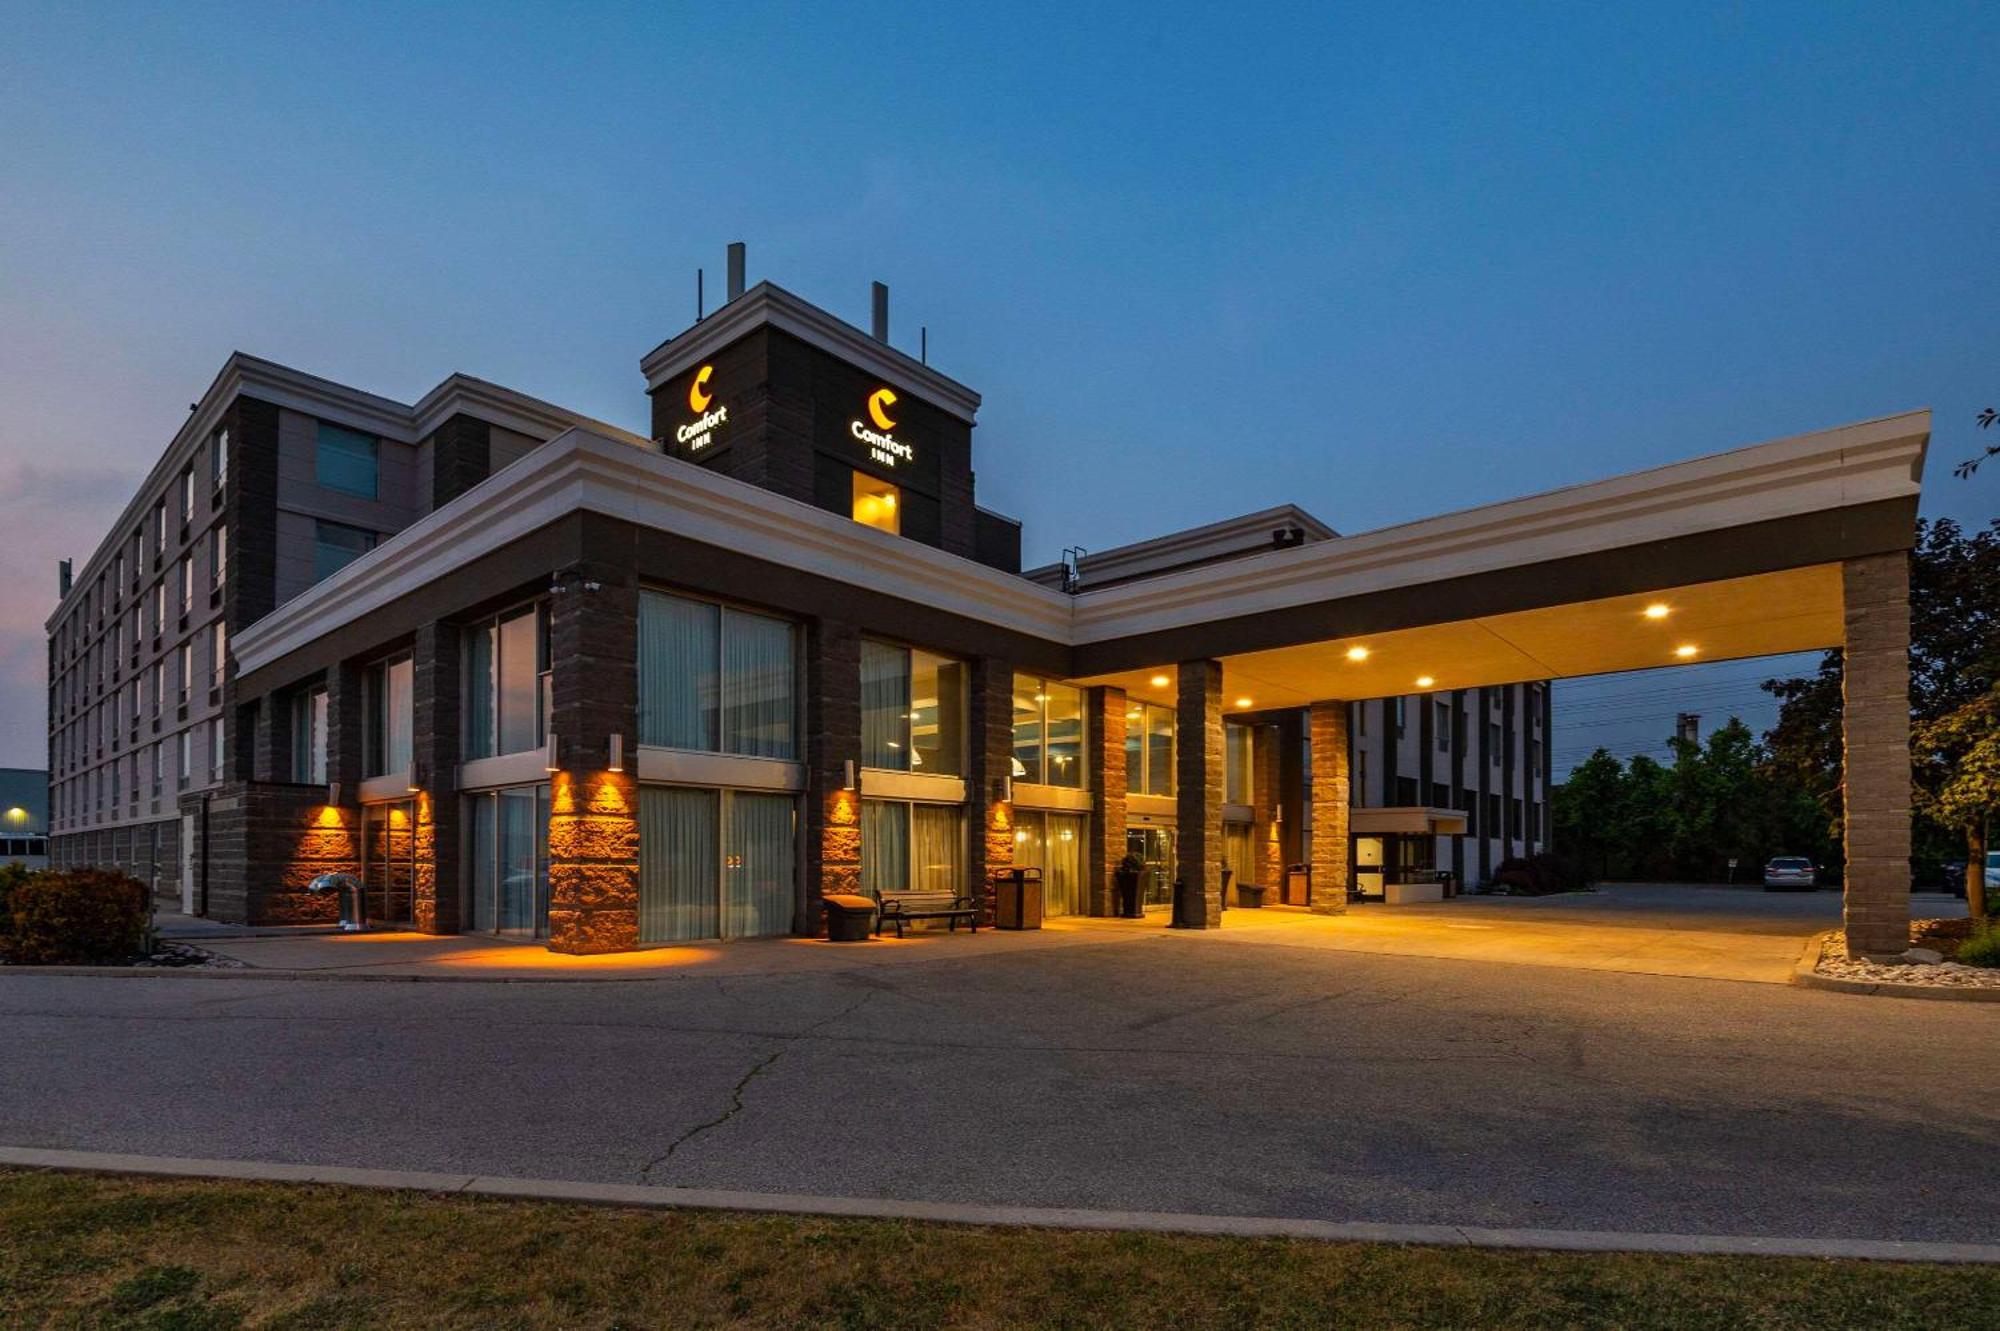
<box><xmin>721</xmin><ymin>609</ymin><xmax>796</xmax><ymax>759</ymax></box>
<box><xmin>639</xmin><ymin>786</ymin><xmax>719</xmax><ymax>943</ymax></box>
<box><xmin>464</xmin><ymin>624</ymin><xmax>494</xmax><ymax>759</ymax></box>
<box><xmin>467</xmin><ymin>794</ymin><xmax>496</xmax><ymax>933</ymax></box>
<box><xmin>1043</xmin><ymin>813</ymin><xmax>1086</xmax><ymax>916</ymax></box>
<box><xmin>910</xmin><ymin>804</ymin><xmax>965</xmax><ymax>894</ymax></box>
<box><xmin>384</xmin><ymin>659</ymin><xmax>414</xmax><ymax>775</ymax></box>
<box><xmin>860</xmin><ymin>798</ymin><xmax>907</xmax><ymax>897</ymax></box>
<box><xmin>860</xmin><ymin>640</ymin><xmax>908</xmax><ymax>770</ymax></box>
<box><xmin>639</xmin><ymin>592</ymin><xmax>719</xmax><ymax>751</ymax></box>
<box><xmin>723</xmin><ymin>792</ymin><xmax>794</xmax><ymax>938</ymax></box>
<box><xmin>497</xmin><ymin>789</ymin><xmax>540</xmax><ymax>934</ymax></box>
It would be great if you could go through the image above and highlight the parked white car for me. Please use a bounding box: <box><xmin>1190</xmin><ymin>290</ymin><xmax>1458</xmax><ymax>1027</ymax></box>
<box><xmin>1762</xmin><ymin>856</ymin><xmax>1818</xmax><ymax>891</ymax></box>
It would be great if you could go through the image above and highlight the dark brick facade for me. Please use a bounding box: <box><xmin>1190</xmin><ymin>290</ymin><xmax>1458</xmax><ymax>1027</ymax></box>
<box><xmin>1085</xmin><ymin>685</ymin><xmax>1128</xmax><ymax>917</ymax></box>
<box><xmin>803</xmin><ymin>618</ymin><xmax>862</xmax><ymax>930</ymax></box>
<box><xmin>1174</xmin><ymin>660</ymin><xmax>1224</xmax><ymax>929</ymax></box>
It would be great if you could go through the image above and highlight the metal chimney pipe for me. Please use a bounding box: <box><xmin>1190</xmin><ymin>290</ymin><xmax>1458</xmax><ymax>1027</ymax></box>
<box><xmin>726</xmin><ymin>243</ymin><xmax>746</xmax><ymax>301</ymax></box>
<box><xmin>871</xmin><ymin>282</ymin><xmax>889</xmax><ymax>342</ymax></box>
<box><xmin>58</xmin><ymin>558</ymin><xmax>72</xmax><ymax>598</ymax></box>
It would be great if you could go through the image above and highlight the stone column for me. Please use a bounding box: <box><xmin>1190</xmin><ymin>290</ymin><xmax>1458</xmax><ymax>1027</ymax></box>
<box><xmin>546</xmin><ymin>565</ymin><xmax>640</xmax><ymax>955</ymax></box>
<box><xmin>1086</xmin><ymin>685</ymin><xmax>1129</xmax><ymax>916</ymax></box>
<box><xmin>1174</xmin><ymin>660</ymin><xmax>1224</xmax><ymax>929</ymax></box>
<box><xmin>1841</xmin><ymin>553</ymin><xmax>1912</xmax><ymax>959</ymax></box>
<box><xmin>1309</xmin><ymin>700</ymin><xmax>1350</xmax><ymax>914</ymax></box>
<box><xmin>802</xmin><ymin>618</ymin><xmax>862</xmax><ymax>933</ymax></box>
<box><xmin>251</xmin><ymin>689</ymin><xmax>292</xmax><ymax>784</ymax></box>
<box><xmin>966</xmin><ymin>656</ymin><xmax>1014</xmax><ymax>926</ymax></box>
<box><xmin>411</xmin><ymin>620</ymin><xmax>462</xmax><ymax>935</ymax></box>
<box><xmin>1252</xmin><ymin>722</ymin><xmax>1284</xmax><ymax>890</ymax></box>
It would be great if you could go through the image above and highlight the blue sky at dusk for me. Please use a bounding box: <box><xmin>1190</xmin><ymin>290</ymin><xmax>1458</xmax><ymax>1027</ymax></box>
<box><xmin>1</xmin><ymin>1</ymin><xmax>1994</xmax><ymax>770</ymax></box>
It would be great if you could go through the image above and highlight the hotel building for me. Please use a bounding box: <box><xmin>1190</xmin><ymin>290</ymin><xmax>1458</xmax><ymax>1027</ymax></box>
<box><xmin>43</xmin><ymin>255</ymin><xmax>1927</xmax><ymax>957</ymax></box>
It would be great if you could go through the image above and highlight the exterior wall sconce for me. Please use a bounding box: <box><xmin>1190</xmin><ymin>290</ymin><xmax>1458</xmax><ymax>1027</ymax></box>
<box><xmin>608</xmin><ymin>733</ymin><xmax>624</xmax><ymax>773</ymax></box>
<box><xmin>992</xmin><ymin>775</ymin><xmax>1012</xmax><ymax>804</ymax></box>
<box><xmin>407</xmin><ymin>760</ymin><xmax>425</xmax><ymax>794</ymax></box>
<box><xmin>326</xmin><ymin>781</ymin><xmax>343</xmax><ymax>807</ymax></box>
<box><xmin>842</xmin><ymin>759</ymin><xmax>856</xmax><ymax>791</ymax></box>
<box><xmin>544</xmin><ymin>735</ymin><xmax>561</xmax><ymax>773</ymax></box>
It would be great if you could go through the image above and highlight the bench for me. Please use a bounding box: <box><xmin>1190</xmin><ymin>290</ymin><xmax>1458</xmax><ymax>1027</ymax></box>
<box><xmin>872</xmin><ymin>890</ymin><xmax>980</xmax><ymax>938</ymax></box>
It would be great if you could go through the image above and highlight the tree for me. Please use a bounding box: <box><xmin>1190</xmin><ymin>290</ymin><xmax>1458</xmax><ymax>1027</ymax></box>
<box><xmin>1913</xmin><ymin>688</ymin><xmax>1999</xmax><ymax>923</ymax></box>
<box><xmin>1553</xmin><ymin>749</ymin><xmax>1625</xmax><ymax>879</ymax></box>
<box><xmin>1959</xmin><ymin>407</ymin><xmax>1998</xmax><ymax>480</ymax></box>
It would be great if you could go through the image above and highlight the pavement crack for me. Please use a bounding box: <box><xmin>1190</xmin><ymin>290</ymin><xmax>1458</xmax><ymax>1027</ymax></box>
<box><xmin>639</xmin><ymin>1046</ymin><xmax>784</xmax><ymax>1185</ymax></box>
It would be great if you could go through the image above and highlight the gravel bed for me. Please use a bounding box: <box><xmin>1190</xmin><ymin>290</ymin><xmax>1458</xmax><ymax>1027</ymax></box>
<box><xmin>1815</xmin><ymin>932</ymin><xmax>2000</xmax><ymax>989</ymax></box>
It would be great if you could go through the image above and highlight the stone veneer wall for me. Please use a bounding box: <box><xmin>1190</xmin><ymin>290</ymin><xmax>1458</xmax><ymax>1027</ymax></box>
<box><xmin>966</xmin><ymin>656</ymin><xmax>1014</xmax><ymax>926</ymax></box>
<box><xmin>411</xmin><ymin>621</ymin><xmax>462</xmax><ymax>935</ymax></box>
<box><xmin>1308</xmin><ymin>700</ymin><xmax>1350</xmax><ymax>914</ymax></box>
<box><xmin>1174</xmin><ymin>660</ymin><xmax>1224</xmax><ymax>929</ymax></box>
<box><xmin>1252</xmin><ymin>722</ymin><xmax>1283</xmax><ymax>891</ymax></box>
<box><xmin>1085</xmin><ymin>685</ymin><xmax>1128</xmax><ymax>916</ymax></box>
<box><xmin>803</xmin><ymin>618</ymin><xmax>862</xmax><ymax>932</ymax></box>
<box><xmin>1840</xmin><ymin>552</ymin><xmax>1912</xmax><ymax>958</ymax></box>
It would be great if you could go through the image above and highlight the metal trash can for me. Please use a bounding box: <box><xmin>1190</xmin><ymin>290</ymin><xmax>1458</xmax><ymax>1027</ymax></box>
<box><xmin>307</xmin><ymin>872</ymin><xmax>365</xmax><ymax>932</ymax></box>
<box><xmin>1284</xmin><ymin>864</ymin><xmax>1312</xmax><ymax>907</ymax></box>
<box><xmin>823</xmin><ymin>894</ymin><xmax>876</xmax><ymax>942</ymax></box>
<box><xmin>993</xmin><ymin>867</ymin><xmax>1044</xmax><ymax>930</ymax></box>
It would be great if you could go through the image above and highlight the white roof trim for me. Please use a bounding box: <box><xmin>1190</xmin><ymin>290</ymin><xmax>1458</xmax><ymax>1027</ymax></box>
<box><xmin>47</xmin><ymin>354</ymin><xmax>648</xmax><ymax>628</ymax></box>
<box><xmin>232</xmin><ymin>429</ymin><xmax>1073</xmax><ymax>674</ymax></box>
<box><xmin>639</xmin><ymin>282</ymin><xmax>982</xmax><ymax>424</ymax></box>
<box><xmin>1066</xmin><ymin>410</ymin><xmax>1929</xmax><ymax>643</ymax></box>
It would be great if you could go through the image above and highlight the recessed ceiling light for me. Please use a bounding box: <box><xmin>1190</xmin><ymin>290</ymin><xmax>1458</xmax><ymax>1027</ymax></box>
<box><xmin>1675</xmin><ymin>644</ymin><xmax>1699</xmax><ymax>659</ymax></box>
<box><xmin>1149</xmin><ymin>674</ymin><xmax>1170</xmax><ymax>687</ymax></box>
<box><xmin>1644</xmin><ymin>603</ymin><xmax>1671</xmax><ymax>620</ymax></box>
<box><xmin>1415</xmin><ymin>676</ymin><xmax>1435</xmax><ymax>688</ymax></box>
<box><xmin>1234</xmin><ymin>697</ymin><xmax>1253</xmax><ymax>708</ymax></box>
<box><xmin>1345</xmin><ymin>646</ymin><xmax>1369</xmax><ymax>662</ymax></box>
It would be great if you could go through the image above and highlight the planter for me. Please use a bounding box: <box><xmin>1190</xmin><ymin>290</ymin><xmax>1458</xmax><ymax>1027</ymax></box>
<box><xmin>1235</xmin><ymin>883</ymin><xmax>1268</xmax><ymax>908</ymax></box>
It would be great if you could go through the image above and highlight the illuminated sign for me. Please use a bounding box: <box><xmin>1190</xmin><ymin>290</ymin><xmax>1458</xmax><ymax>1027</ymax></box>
<box><xmin>675</xmin><ymin>364</ymin><xmax>728</xmax><ymax>453</ymax></box>
<box><xmin>850</xmin><ymin>386</ymin><xmax>913</xmax><ymax>468</ymax></box>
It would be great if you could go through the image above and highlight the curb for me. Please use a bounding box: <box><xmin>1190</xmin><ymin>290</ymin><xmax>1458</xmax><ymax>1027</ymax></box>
<box><xmin>2</xmin><ymin>1146</ymin><xmax>1997</xmax><ymax>1266</ymax></box>
<box><xmin>1790</xmin><ymin>931</ymin><xmax>2000</xmax><ymax>1003</ymax></box>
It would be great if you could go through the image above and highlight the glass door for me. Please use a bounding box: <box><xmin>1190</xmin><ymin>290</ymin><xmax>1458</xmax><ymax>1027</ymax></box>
<box><xmin>362</xmin><ymin>800</ymin><xmax>416</xmax><ymax>925</ymax></box>
<box><xmin>1354</xmin><ymin>836</ymin><xmax>1386</xmax><ymax>901</ymax></box>
<box><xmin>1128</xmin><ymin>826</ymin><xmax>1176</xmax><ymax>910</ymax></box>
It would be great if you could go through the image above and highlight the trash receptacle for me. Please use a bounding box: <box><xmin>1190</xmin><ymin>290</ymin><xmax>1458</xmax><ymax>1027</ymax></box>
<box><xmin>993</xmin><ymin>867</ymin><xmax>1044</xmax><ymax>930</ymax></box>
<box><xmin>823</xmin><ymin>894</ymin><xmax>876</xmax><ymax>942</ymax></box>
<box><xmin>1284</xmin><ymin>864</ymin><xmax>1312</xmax><ymax>906</ymax></box>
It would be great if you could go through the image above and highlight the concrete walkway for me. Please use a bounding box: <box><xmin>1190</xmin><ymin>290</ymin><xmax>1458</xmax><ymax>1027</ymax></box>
<box><xmin>166</xmin><ymin>883</ymin><xmax>1938</xmax><ymax>984</ymax></box>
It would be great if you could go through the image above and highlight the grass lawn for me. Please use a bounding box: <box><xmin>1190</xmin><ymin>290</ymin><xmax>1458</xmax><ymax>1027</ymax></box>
<box><xmin>2</xmin><ymin>1170</ymin><xmax>1997</xmax><ymax>1329</ymax></box>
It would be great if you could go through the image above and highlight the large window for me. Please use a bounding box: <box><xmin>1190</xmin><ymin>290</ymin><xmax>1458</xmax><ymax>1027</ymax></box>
<box><xmin>1125</xmin><ymin>700</ymin><xmax>1175</xmax><ymax>797</ymax></box>
<box><xmin>1224</xmin><ymin>722</ymin><xmax>1253</xmax><ymax>804</ymax></box>
<box><xmin>210</xmin><ymin>426</ymin><xmax>228</xmax><ymax>490</ymax></box>
<box><xmin>465</xmin><ymin>604</ymin><xmax>550</xmax><ymax>759</ymax></box>
<box><xmin>316</xmin><ymin>422</ymin><xmax>379</xmax><ymax>498</ymax></box>
<box><xmin>638</xmin><ymin>786</ymin><xmax>795</xmax><ymax>942</ymax></box>
<box><xmin>367</xmin><ymin>657</ymin><xmax>414</xmax><ymax>777</ymax></box>
<box><xmin>861</xmin><ymin>799</ymin><xmax>965</xmax><ymax>896</ymax></box>
<box><xmin>315</xmin><ymin>519</ymin><xmax>377</xmax><ymax>581</ymax></box>
<box><xmin>1013</xmin><ymin>810</ymin><xmax>1086</xmax><ymax>916</ymax></box>
<box><xmin>862</xmin><ymin>640</ymin><xmax>964</xmax><ymax>774</ymax></box>
<box><xmin>466</xmin><ymin>786</ymin><xmax>550</xmax><ymax>936</ymax></box>
<box><xmin>292</xmin><ymin>687</ymin><xmax>328</xmax><ymax>784</ymax></box>
<box><xmin>637</xmin><ymin>591</ymin><xmax>796</xmax><ymax>759</ymax></box>
<box><xmin>1012</xmin><ymin>676</ymin><xmax>1084</xmax><ymax>789</ymax></box>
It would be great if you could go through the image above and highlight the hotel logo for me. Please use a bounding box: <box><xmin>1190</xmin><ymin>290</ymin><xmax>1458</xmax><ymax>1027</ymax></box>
<box><xmin>676</xmin><ymin>363</ymin><xmax>728</xmax><ymax>453</ymax></box>
<box><xmin>851</xmin><ymin>386</ymin><xmax>913</xmax><ymax>467</ymax></box>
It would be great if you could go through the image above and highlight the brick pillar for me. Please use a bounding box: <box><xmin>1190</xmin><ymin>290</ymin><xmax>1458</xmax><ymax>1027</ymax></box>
<box><xmin>411</xmin><ymin>621</ymin><xmax>462</xmax><ymax>935</ymax></box>
<box><xmin>1086</xmin><ymin>685</ymin><xmax>1128</xmax><ymax>916</ymax></box>
<box><xmin>966</xmin><ymin>656</ymin><xmax>1013</xmax><ymax>926</ymax></box>
<box><xmin>1174</xmin><ymin>660</ymin><xmax>1224</xmax><ymax>929</ymax></box>
<box><xmin>546</xmin><ymin>566</ymin><xmax>640</xmax><ymax>955</ymax></box>
<box><xmin>802</xmin><ymin>618</ymin><xmax>862</xmax><ymax>933</ymax></box>
<box><xmin>251</xmin><ymin>689</ymin><xmax>292</xmax><ymax>784</ymax></box>
<box><xmin>1252</xmin><ymin>722</ymin><xmax>1283</xmax><ymax>890</ymax></box>
<box><xmin>1841</xmin><ymin>553</ymin><xmax>1912</xmax><ymax>959</ymax></box>
<box><xmin>1309</xmin><ymin>700</ymin><xmax>1350</xmax><ymax>914</ymax></box>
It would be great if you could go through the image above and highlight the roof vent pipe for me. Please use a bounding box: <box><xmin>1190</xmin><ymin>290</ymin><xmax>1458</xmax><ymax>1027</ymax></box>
<box><xmin>871</xmin><ymin>282</ymin><xmax>888</xmax><ymax>342</ymax></box>
<box><xmin>726</xmin><ymin>242</ymin><xmax>746</xmax><ymax>301</ymax></box>
<box><xmin>58</xmin><ymin>558</ymin><xmax>72</xmax><ymax>598</ymax></box>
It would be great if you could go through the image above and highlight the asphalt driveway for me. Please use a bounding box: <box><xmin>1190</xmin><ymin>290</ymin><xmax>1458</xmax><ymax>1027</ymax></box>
<box><xmin>3</xmin><ymin>886</ymin><xmax>1995</xmax><ymax>1244</ymax></box>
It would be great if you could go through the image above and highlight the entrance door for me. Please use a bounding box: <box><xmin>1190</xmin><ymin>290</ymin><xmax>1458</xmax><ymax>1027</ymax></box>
<box><xmin>1127</xmin><ymin>826</ymin><xmax>1176</xmax><ymax>910</ymax></box>
<box><xmin>1354</xmin><ymin>836</ymin><xmax>1386</xmax><ymax>901</ymax></box>
<box><xmin>362</xmin><ymin>801</ymin><xmax>416</xmax><ymax>926</ymax></box>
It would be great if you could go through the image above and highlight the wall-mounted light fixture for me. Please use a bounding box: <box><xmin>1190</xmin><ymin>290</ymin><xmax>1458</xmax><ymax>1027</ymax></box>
<box><xmin>842</xmin><ymin>759</ymin><xmax>856</xmax><ymax>791</ymax></box>
<box><xmin>991</xmin><ymin>775</ymin><xmax>1013</xmax><ymax>804</ymax></box>
<box><xmin>326</xmin><ymin>781</ymin><xmax>343</xmax><ymax>807</ymax></box>
<box><xmin>544</xmin><ymin>735</ymin><xmax>562</xmax><ymax>773</ymax></box>
<box><xmin>608</xmin><ymin>733</ymin><xmax>624</xmax><ymax>773</ymax></box>
<box><xmin>407</xmin><ymin>760</ymin><xmax>425</xmax><ymax>794</ymax></box>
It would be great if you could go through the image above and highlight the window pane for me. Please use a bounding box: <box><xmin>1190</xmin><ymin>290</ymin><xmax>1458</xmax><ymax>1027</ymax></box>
<box><xmin>1224</xmin><ymin>723</ymin><xmax>1253</xmax><ymax>804</ymax></box>
<box><xmin>1045</xmin><ymin>812</ymin><xmax>1086</xmax><ymax>916</ymax></box>
<box><xmin>860</xmin><ymin>799</ymin><xmax>907</xmax><ymax>896</ymax></box>
<box><xmin>314</xmin><ymin>520</ymin><xmax>377</xmax><ymax>581</ymax></box>
<box><xmin>1125</xmin><ymin>703</ymin><xmax>1145</xmax><ymax>794</ymax></box>
<box><xmin>316</xmin><ymin>423</ymin><xmax>379</xmax><ymax>498</ymax></box>
<box><xmin>385</xmin><ymin>659</ymin><xmax>413</xmax><ymax>774</ymax></box>
<box><xmin>497</xmin><ymin>609</ymin><xmax>540</xmax><ymax>754</ymax></box>
<box><xmin>468</xmin><ymin>794</ymin><xmax>495</xmax><ymax>933</ymax></box>
<box><xmin>1044</xmin><ymin>683</ymin><xmax>1083</xmax><ymax>789</ymax></box>
<box><xmin>721</xmin><ymin>608</ymin><xmax>795</xmax><ymax>759</ymax></box>
<box><xmin>1011</xmin><ymin>675</ymin><xmax>1044</xmax><ymax>785</ymax></box>
<box><xmin>724</xmin><ymin>792</ymin><xmax>794</xmax><ymax>938</ymax></box>
<box><xmin>310</xmin><ymin>691</ymin><xmax>328</xmax><ymax>784</ymax></box>
<box><xmin>909</xmin><ymin>651</ymin><xmax>963</xmax><ymax>776</ymax></box>
<box><xmin>910</xmin><ymin>803</ymin><xmax>964</xmax><ymax>894</ymax></box>
<box><xmin>638</xmin><ymin>592</ymin><xmax>718</xmax><ymax>750</ymax></box>
<box><xmin>639</xmin><ymin>786</ymin><xmax>719</xmax><ymax>943</ymax></box>
<box><xmin>860</xmin><ymin>640</ymin><xmax>909</xmax><ymax>770</ymax></box>
<box><xmin>497</xmin><ymin>789</ymin><xmax>540</xmax><ymax>934</ymax></box>
<box><xmin>1148</xmin><ymin>705</ymin><xmax>1175</xmax><ymax>797</ymax></box>
<box><xmin>464</xmin><ymin>624</ymin><xmax>494</xmax><ymax>759</ymax></box>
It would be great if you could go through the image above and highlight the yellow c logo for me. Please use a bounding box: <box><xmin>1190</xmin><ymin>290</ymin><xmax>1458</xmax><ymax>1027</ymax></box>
<box><xmin>867</xmin><ymin>388</ymin><xmax>898</xmax><ymax>430</ymax></box>
<box><xmin>688</xmin><ymin>365</ymin><xmax>714</xmax><ymax>413</ymax></box>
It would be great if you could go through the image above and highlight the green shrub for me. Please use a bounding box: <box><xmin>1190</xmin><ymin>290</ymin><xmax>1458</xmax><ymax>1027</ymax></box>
<box><xmin>0</xmin><ymin>860</ymin><xmax>32</xmax><ymax>923</ymax></box>
<box><xmin>1489</xmin><ymin>852</ymin><xmax>1592</xmax><ymax>895</ymax></box>
<box><xmin>4</xmin><ymin>868</ymin><xmax>149</xmax><ymax>965</ymax></box>
<box><xmin>1953</xmin><ymin>927</ymin><xmax>2000</xmax><ymax>969</ymax></box>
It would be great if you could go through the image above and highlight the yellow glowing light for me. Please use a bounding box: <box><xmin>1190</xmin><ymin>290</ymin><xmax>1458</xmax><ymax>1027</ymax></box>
<box><xmin>1149</xmin><ymin>674</ymin><xmax>1170</xmax><ymax>688</ymax></box>
<box><xmin>1644</xmin><ymin>603</ymin><xmax>1671</xmax><ymax>620</ymax></box>
<box><xmin>867</xmin><ymin>387</ymin><xmax>898</xmax><ymax>430</ymax></box>
<box><xmin>1345</xmin><ymin>646</ymin><xmax>1370</xmax><ymax>662</ymax></box>
<box><xmin>1415</xmin><ymin>676</ymin><xmax>1435</xmax><ymax>688</ymax></box>
<box><xmin>1126</xmin><ymin>708</ymin><xmax>1142</xmax><ymax>719</ymax></box>
<box><xmin>1675</xmin><ymin>644</ymin><xmax>1699</xmax><ymax>658</ymax></box>
<box><xmin>688</xmin><ymin>364</ymin><xmax>714</xmax><ymax>413</ymax></box>
<box><xmin>4</xmin><ymin>807</ymin><xmax>24</xmax><ymax>821</ymax></box>
<box><xmin>1234</xmin><ymin>697</ymin><xmax>1253</xmax><ymax>709</ymax></box>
